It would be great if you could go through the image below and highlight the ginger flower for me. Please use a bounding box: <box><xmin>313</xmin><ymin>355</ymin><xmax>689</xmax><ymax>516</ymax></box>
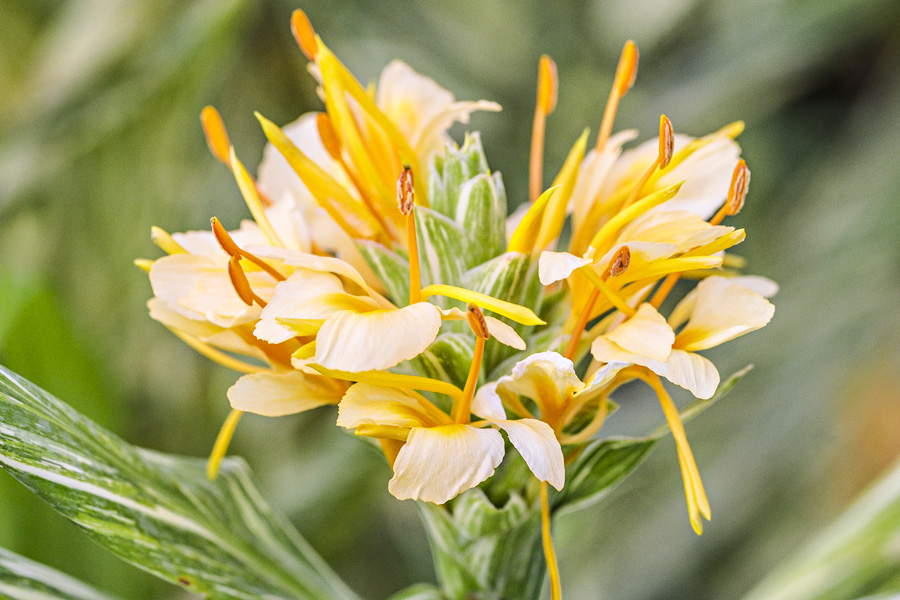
<box><xmin>336</xmin><ymin>305</ymin><xmax>563</xmax><ymax>504</ymax></box>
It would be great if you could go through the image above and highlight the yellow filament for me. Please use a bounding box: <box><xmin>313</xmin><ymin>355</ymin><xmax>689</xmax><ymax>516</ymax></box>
<box><xmin>133</xmin><ymin>259</ymin><xmax>153</xmax><ymax>272</ymax></box>
<box><xmin>560</xmin><ymin>394</ymin><xmax>610</xmax><ymax>446</ymax></box>
<box><xmin>564</xmin><ymin>287</ymin><xmax>600</xmax><ymax>360</ymax></box>
<box><xmin>407</xmin><ymin>211</ymin><xmax>421</xmax><ymax>304</ymax></box>
<box><xmin>650</xmin><ymin>273</ymin><xmax>681</xmax><ymax>309</ymax></box>
<box><xmin>207</xmin><ymin>409</ymin><xmax>244</xmax><ymax>480</ymax></box>
<box><xmin>530</xmin><ymin>55</ymin><xmax>557</xmax><ymax>203</ymax></box>
<box><xmin>596</xmin><ymin>40</ymin><xmax>638</xmax><ymax>151</ymax></box>
<box><xmin>541</xmin><ymin>481</ymin><xmax>563</xmax><ymax>600</ymax></box>
<box><xmin>168</xmin><ymin>329</ymin><xmax>267</xmax><ymax>374</ymax></box>
<box><xmin>589</xmin><ymin>182</ymin><xmax>683</xmax><ymax>253</ymax></box>
<box><xmin>229</xmin><ymin>149</ymin><xmax>284</xmax><ymax>247</ymax></box>
<box><xmin>313</xmin><ymin>367</ymin><xmax>464</xmax><ymax>402</ymax></box>
<box><xmin>452</xmin><ymin>335</ymin><xmax>485</xmax><ymax>423</ymax></box>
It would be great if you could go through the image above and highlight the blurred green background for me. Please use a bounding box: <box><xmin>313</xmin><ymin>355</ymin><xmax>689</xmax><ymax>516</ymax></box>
<box><xmin>1</xmin><ymin>0</ymin><xmax>899</xmax><ymax>598</ymax></box>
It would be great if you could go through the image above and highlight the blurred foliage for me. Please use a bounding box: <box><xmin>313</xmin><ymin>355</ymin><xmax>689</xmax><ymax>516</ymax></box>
<box><xmin>0</xmin><ymin>0</ymin><xmax>899</xmax><ymax>599</ymax></box>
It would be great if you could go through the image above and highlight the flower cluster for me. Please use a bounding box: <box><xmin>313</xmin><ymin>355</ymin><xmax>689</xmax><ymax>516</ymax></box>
<box><xmin>139</xmin><ymin>11</ymin><xmax>774</xmax><ymax>596</ymax></box>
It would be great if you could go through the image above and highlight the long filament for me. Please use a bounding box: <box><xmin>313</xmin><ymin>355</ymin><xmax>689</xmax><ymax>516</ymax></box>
<box><xmin>541</xmin><ymin>481</ymin><xmax>563</xmax><ymax>600</ymax></box>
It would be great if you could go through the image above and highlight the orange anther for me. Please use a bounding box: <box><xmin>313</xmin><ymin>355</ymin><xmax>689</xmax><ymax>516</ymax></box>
<box><xmin>291</xmin><ymin>10</ymin><xmax>318</xmax><ymax>61</ymax></box>
<box><xmin>726</xmin><ymin>160</ymin><xmax>750</xmax><ymax>215</ymax></box>
<box><xmin>466</xmin><ymin>304</ymin><xmax>490</xmax><ymax>340</ymax></box>
<box><xmin>397</xmin><ymin>166</ymin><xmax>415</xmax><ymax>215</ymax></box>
<box><xmin>211</xmin><ymin>217</ymin><xmax>242</xmax><ymax>257</ymax></box>
<box><xmin>227</xmin><ymin>256</ymin><xmax>255</xmax><ymax>306</ymax></box>
<box><xmin>201</xmin><ymin>106</ymin><xmax>231</xmax><ymax>164</ymax></box>
<box><xmin>316</xmin><ymin>113</ymin><xmax>341</xmax><ymax>161</ymax></box>
<box><xmin>608</xmin><ymin>246</ymin><xmax>631</xmax><ymax>278</ymax></box>
<box><xmin>537</xmin><ymin>55</ymin><xmax>558</xmax><ymax>115</ymax></box>
<box><xmin>614</xmin><ymin>41</ymin><xmax>639</xmax><ymax>97</ymax></box>
<box><xmin>659</xmin><ymin>115</ymin><xmax>674</xmax><ymax>169</ymax></box>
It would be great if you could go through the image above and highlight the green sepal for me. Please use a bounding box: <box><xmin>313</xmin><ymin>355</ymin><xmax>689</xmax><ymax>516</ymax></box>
<box><xmin>428</xmin><ymin>133</ymin><xmax>491</xmax><ymax>219</ymax></box>
<box><xmin>356</xmin><ymin>240</ymin><xmax>410</xmax><ymax>306</ymax></box>
<box><xmin>454</xmin><ymin>173</ymin><xmax>507</xmax><ymax>268</ymax></box>
<box><xmin>415</xmin><ymin>206</ymin><xmax>466</xmax><ymax>290</ymax></box>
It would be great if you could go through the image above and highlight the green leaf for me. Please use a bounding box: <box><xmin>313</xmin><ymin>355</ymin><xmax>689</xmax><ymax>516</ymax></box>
<box><xmin>415</xmin><ymin>207</ymin><xmax>466</xmax><ymax>289</ymax></box>
<box><xmin>356</xmin><ymin>240</ymin><xmax>410</xmax><ymax>306</ymax></box>
<box><xmin>0</xmin><ymin>364</ymin><xmax>359</xmax><ymax>600</ymax></box>
<box><xmin>0</xmin><ymin>546</ymin><xmax>120</xmax><ymax>600</ymax></box>
<box><xmin>454</xmin><ymin>173</ymin><xmax>506</xmax><ymax>268</ymax></box>
<box><xmin>742</xmin><ymin>457</ymin><xmax>900</xmax><ymax>600</ymax></box>
<box><xmin>555</xmin><ymin>437</ymin><xmax>657</xmax><ymax>515</ymax></box>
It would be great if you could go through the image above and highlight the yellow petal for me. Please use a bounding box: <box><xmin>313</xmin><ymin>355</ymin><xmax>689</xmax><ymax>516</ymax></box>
<box><xmin>535</xmin><ymin>130</ymin><xmax>589</xmax><ymax>251</ymax></box>
<box><xmin>675</xmin><ymin>276</ymin><xmax>774</xmax><ymax>351</ymax></box>
<box><xmin>538</xmin><ymin>251</ymin><xmax>591</xmax><ymax>285</ymax></box>
<box><xmin>314</xmin><ymin>367</ymin><xmax>463</xmax><ymax>401</ymax></box>
<box><xmin>336</xmin><ymin>383</ymin><xmax>442</xmax><ymax>429</ymax></box>
<box><xmin>229</xmin><ymin>149</ymin><xmax>284</xmax><ymax>248</ymax></box>
<box><xmin>388</xmin><ymin>425</ymin><xmax>504</xmax><ymax>504</ymax></box>
<box><xmin>420</xmin><ymin>284</ymin><xmax>545</xmax><ymax>326</ymax></box>
<box><xmin>315</xmin><ymin>302</ymin><xmax>442</xmax><ymax>371</ymax></box>
<box><xmin>227</xmin><ymin>371</ymin><xmax>341</xmax><ymax>417</ymax></box>
<box><xmin>604</xmin><ymin>303</ymin><xmax>674</xmax><ymax>362</ymax></box>
<box><xmin>494</xmin><ymin>419</ymin><xmax>565</xmax><ymax>490</ymax></box>
<box><xmin>507</xmin><ymin>186</ymin><xmax>559</xmax><ymax>254</ymax></box>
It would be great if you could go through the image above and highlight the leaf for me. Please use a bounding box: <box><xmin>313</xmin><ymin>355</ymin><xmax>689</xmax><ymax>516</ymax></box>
<box><xmin>0</xmin><ymin>546</ymin><xmax>120</xmax><ymax>600</ymax></box>
<box><xmin>0</xmin><ymin>364</ymin><xmax>359</xmax><ymax>600</ymax></box>
<box><xmin>555</xmin><ymin>437</ymin><xmax>657</xmax><ymax>515</ymax></box>
<box><xmin>386</xmin><ymin>583</ymin><xmax>446</xmax><ymax>600</ymax></box>
<box><xmin>741</xmin><ymin>457</ymin><xmax>900</xmax><ymax>600</ymax></box>
<box><xmin>454</xmin><ymin>173</ymin><xmax>506</xmax><ymax>268</ymax></box>
<box><xmin>415</xmin><ymin>207</ymin><xmax>467</xmax><ymax>289</ymax></box>
<box><xmin>356</xmin><ymin>240</ymin><xmax>410</xmax><ymax>306</ymax></box>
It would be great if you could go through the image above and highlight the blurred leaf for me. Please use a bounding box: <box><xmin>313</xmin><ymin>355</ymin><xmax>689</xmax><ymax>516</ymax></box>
<box><xmin>357</xmin><ymin>241</ymin><xmax>410</xmax><ymax>306</ymax></box>
<box><xmin>387</xmin><ymin>583</ymin><xmax>445</xmax><ymax>600</ymax></box>
<box><xmin>0</xmin><ymin>546</ymin><xmax>120</xmax><ymax>600</ymax></box>
<box><xmin>455</xmin><ymin>173</ymin><xmax>507</xmax><ymax>268</ymax></box>
<box><xmin>0</xmin><ymin>364</ymin><xmax>359</xmax><ymax>600</ymax></box>
<box><xmin>742</xmin><ymin>457</ymin><xmax>900</xmax><ymax>600</ymax></box>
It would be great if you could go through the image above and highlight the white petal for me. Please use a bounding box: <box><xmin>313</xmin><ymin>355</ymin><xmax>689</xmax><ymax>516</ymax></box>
<box><xmin>484</xmin><ymin>316</ymin><xmax>526</xmax><ymax>350</ymax></box>
<box><xmin>389</xmin><ymin>425</ymin><xmax>504</xmax><ymax>504</ymax></box>
<box><xmin>729</xmin><ymin>275</ymin><xmax>779</xmax><ymax>298</ymax></box>
<box><xmin>660</xmin><ymin>349</ymin><xmax>720</xmax><ymax>400</ymax></box>
<box><xmin>253</xmin><ymin>270</ymin><xmax>346</xmax><ymax>343</ymax></box>
<box><xmin>498</xmin><ymin>352</ymin><xmax>583</xmax><ymax>414</ymax></box>
<box><xmin>472</xmin><ymin>382</ymin><xmax>507</xmax><ymax>421</ymax></box>
<box><xmin>538</xmin><ymin>251</ymin><xmax>591</xmax><ymax>285</ymax></box>
<box><xmin>605</xmin><ymin>303</ymin><xmax>674</xmax><ymax>361</ymax></box>
<box><xmin>495</xmin><ymin>419</ymin><xmax>565</xmax><ymax>490</ymax></box>
<box><xmin>315</xmin><ymin>302</ymin><xmax>442</xmax><ymax>371</ymax></box>
<box><xmin>227</xmin><ymin>371</ymin><xmax>340</xmax><ymax>417</ymax></box>
<box><xmin>617</xmin><ymin>210</ymin><xmax>733</xmax><ymax>253</ymax></box>
<box><xmin>653</xmin><ymin>136</ymin><xmax>741</xmax><ymax>220</ymax></box>
<box><xmin>676</xmin><ymin>276</ymin><xmax>774</xmax><ymax>351</ymax></box>
<box><xmin>570</xmin><ymin>130</ymin><xmax>637</xmax><ymax>231</ymax></box>
<box><xmin>336</xmin><ymin>383</ymin><xmax>432</xmax><ymax>429</ymax></box>
<box><xmin>247</xmin><ymin>245</ymin><xmax>372</xmax><ymax>295</ymax></box>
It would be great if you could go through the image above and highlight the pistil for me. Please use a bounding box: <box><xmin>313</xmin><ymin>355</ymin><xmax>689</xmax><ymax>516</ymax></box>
<box><xmin>596</xmin><ymin>41</ymin><xmax>638</xmax><ymax>151</ymax></box>
<box><xmin>451</xmin><ymin>304</ymin><xmax>489</xmax><ymax>424</ymax></box>
<box><xmin>619</xmin><ymin>114</ymin><xmax>674</xmax><ymax>211</ymax></box>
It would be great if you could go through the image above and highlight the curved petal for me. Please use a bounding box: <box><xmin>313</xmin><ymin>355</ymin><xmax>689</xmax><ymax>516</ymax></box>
<box><xmin>472</xmin><ymin>382</ymin><xmax>507</xmax><ymax>421</ymax></box>
<box><xmin>661</xmin><ymin>349</ymin><xmax>720</xmax><ymax>400</ymax></box>
<box><xmin>494</xmin><ymin>419</ymin><xmax>565</xmax><ymax>490</ymax></box>
<box><xmin>388</xmin><ymin>425</ymin><xmax>504</xmax><ymax>504</ymax></box>
<box><xmin>484</xmin><ymin>316</ymin><xmax>526</xmax><ymax>350</ymax></box>
<box><xmin>315</xmin><ymin>302</ymin><xmax>442</xmax><ymax>371</ymax></box>
<box><xmin>617</xmin><ymin>210</ymin><xmax>734</xmax><ymax>253</ymax></box>
<box><xmin>676</xmin><ymin>276</ymin><xmax>774</xmax><ymax>351</ymax></box>
<box><xmin>498</xmin><ymin>352</ymin><xmax>583</xmax><ymax>413</ymax></box>
<box><xmin>227</xmin><ymin>371</ymin><xmax>341</xmax><ymax>417</ymax></box>
<box><xmin>605</xmin><ymin>303</ymin><xmax>674</xmax><ymax>362</ymax></box>
<box><xmin>254</xmin><ymin>270</ymin><xmax>346</xmax><ymax>343</ymax></box>
<box><xmin>336</xmin><ymin>383</ymin><xmax>433</xmax><ymax>429</ymax></box>
<box><xmin>538</xmin><ymin>251</ymin><xmax>591</xmax><ymax>285</ymax></box>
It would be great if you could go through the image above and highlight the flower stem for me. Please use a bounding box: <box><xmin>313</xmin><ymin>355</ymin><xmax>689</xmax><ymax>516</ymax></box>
<box><xmin>207</xmin><ymin>409</ymin><xmax>244</xmax><ymax>480</ymax></box>
<box><xmin>541</xmin><ymin>481</ymin><xmax>562</xmax><ymax>600</ymax></box>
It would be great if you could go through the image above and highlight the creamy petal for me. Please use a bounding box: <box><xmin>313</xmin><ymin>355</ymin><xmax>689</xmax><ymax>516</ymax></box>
<box><xmin>336</xmin><ymin>383</ymin><xmax>433</xmax><ymax>429</ymax></box>
<box><xmin>484</xmin><ymin>316</ymin><xmax>526</xmax><ymax>350</ymax></box>
<box><xmin>315</xmin><ymin>302</ymin><xmax>442</xmax><ymax>371</ymax></box>
<box><xmin>494</xmin><ymin>419</ymin><xmax>565</xmax><ymax>490</ymax></box>
<box><xmin>661</xmin><ymin>349</ymin><xmax>720</xmax><ymax>400</ymax></box>
<box><xmin>676</xmin><ymin>276</ymin><xmax>774</xmax><ymax>351</ymax></box>
<box><xmin>605</xmin><ymin>303</ymin><xmax>675</xmax><ymax>361</ymax></box>
<box><xmin>389</xmin><ymin>425</ymin><xmax>504</xmax><ymax>504</ymax></box>
<box><xmin>228</xmin><ymin>371</ymin><xmax>340</xmax><ymax>417</ymax></box>
<box><xmin>472</xmin><ymin>382</ymin><xmax>507</xmax><ymax>421</ymax></box>
<box><xmin>617</xmin><ymin>210</ymin><xmax>734</xmax><ymax>253</ymax></box>
<box><xmin>254</xmin><ymin>270</ymin><xmax>346</xmax><ymax>343</ymax></box>
<box><xmin>498</xmin><ymin>352</ymin><xmax>583</xmax><ymax>414</ymax></box>
<box><xmin>539</xmin><ymin>251</ymin><xmax>591</xmax><ymax>285</ymax></box>
<box><xmin>571</xmin><ymin>130</ymin><xmax>638</xmax><ymax>231</ymax></box>
<box><xmin>247</xmin><ymin>245</ymin><xmax>372</xmax><ymax>295</ymax></box>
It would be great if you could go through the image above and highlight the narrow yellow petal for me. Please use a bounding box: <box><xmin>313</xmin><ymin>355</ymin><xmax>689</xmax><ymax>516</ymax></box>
<box><xmin>229</xmin><ymin>149</ymin><xmax>283</xmax><ymax>247</ymax></box>
<box><xmin>151</xmin><ymin>226</ymin><xmax>187</xmax><ymax>255</ymax></box>
<box><xmin>534</xmin><ymin>129</ymin><xmax>589</xmax><ymax>251</ymax></box>
<box><xmin>207</xmin><ymin>409</ymin><xmax>243</xmax><ymax>480</ymax></box>
<box><xmin>589</xmin><ymin>181</ymin><xmax>684</xmax><ymax>253</ymax></box>
<box><xmin>508</xmin><ymin>186</ymin><xmax>559</xmax><ymax>253</ymax></box>
<box><xmin>420</xmin><ymin>284</ymin><xmax>545</xmax><ymax>326</ymax></box>
<box><xmin>134</xmin><ymin>258</ymin><xmax>154</xmax><ymax>272</ymax></box>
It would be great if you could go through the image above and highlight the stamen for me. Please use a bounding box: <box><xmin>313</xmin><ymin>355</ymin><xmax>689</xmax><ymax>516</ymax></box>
<box><xmin>398</xmin><ymin>166</ymin><xmax>421</xmax><ymax>304</ymax></box>
<box><xmin>355</xmin><ymin>424</ymin><xmax>410</xmax><ymax>442</ymax></box>
<box><xmin>207</xmin><ymin>409</ymin><xmax>244</xmax><ymax>480</ymax></box>
<box><xmin>541</xmin><ymin>481</ymin><xmax>563</xmax><ymax>600</ymax></box>
<box><xmin>529</xmin><ymin>55</ymin><xmax>558</xmax><ymax>203</ymax></box>
<box><xmin>710</xmin><ymin>159</ymin><xmax>750</xmax><ymax>225</ymax></box>
<box><xmin>227</xmin><ymin>256</ymin><xmax>266</xmax><ymax>307</ymax></box>
<box><xmin>290</xmin><ymin>9</ymin><xmax>318</xmax><ymax>61</ymax></box>
<box><xmin>200</xmin><ymin>106</ymin><xmax>231</xmax><ymax>164</ymax></box>
<box><xmin>565</xmin><ymin>246</ymin><xmax>631</xmax><ymax>359</ymax></box>
<box><xmin>590</xmin><ymin>181</ymin><xmax>683</xmax><ymax>253</ymax></box>
<box><xmin>620</xmin><ymin>115</ymin><xmax>673</xmax><ymax>211</ymax></box>
<box><xmin>316</xmin><ymin>113</ymin><xmax>342</xmax><ymax>162</ymax></box>
<box><xmin>211</xmin><ymin>217</ymin><xmax>286</xmax><ymax>282</ymax></box>
<box><xmin>451</xmin><ymin>305</ymin><xmax>489</xmax><ymax>424</ymax></box>
<box><xmin>578</xmin><ymin>263</ymin><xmax>637</xmax><ymax>319</ymax></box>
<box><xmin>596</xmin><ymin>41</ymin><xmax>638</xmax><ymax>151</ymax></box>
